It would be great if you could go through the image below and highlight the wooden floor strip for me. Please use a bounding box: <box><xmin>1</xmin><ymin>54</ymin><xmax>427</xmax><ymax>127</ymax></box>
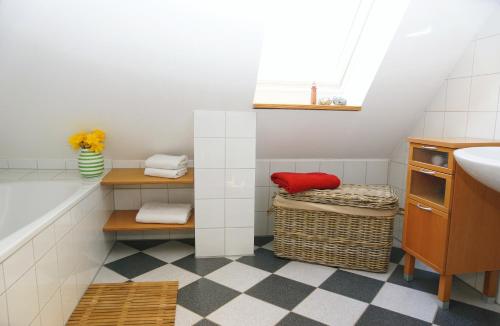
<box><xmin>67</xmin><ymin>282</ymin><xmax>178</xmax><ymax>326</ymax></box>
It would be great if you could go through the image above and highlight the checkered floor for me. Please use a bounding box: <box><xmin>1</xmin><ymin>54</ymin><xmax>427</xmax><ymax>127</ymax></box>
<box><xmin>94</xmin><ymin>237</ymin><xmax>500</xmax><ymax>326</ymax></box>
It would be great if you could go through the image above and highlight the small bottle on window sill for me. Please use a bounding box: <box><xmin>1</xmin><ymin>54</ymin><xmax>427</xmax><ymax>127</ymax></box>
<box><xmin>310</xmin><ymin>82</ymin><xmax>317</xmax><ymax>105</ymax></box>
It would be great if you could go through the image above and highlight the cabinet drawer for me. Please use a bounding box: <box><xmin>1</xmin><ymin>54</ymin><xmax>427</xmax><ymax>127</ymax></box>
<box><xmin>409</xmin><ymin>143</ymin><xmax>454</xmax><ymax>174</ymax></box>
<box><xmin>403</xmin><ymin>199</ymin><xmax>449</xmax><ymax>272</ymax></box>
<box><xmin>407</xmin><ymin>165</ymin><xmax>453</xmax><ymax>213</ymax></box>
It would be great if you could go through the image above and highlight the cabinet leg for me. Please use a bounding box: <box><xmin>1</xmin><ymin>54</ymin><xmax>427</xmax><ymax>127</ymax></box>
<box><xmin>438</xmin><ymin>274</ymin><xmax>452</xmax><ymax>310</ymax></box>
<box><xmin>482</xmin><ymin>271</ymin><xmax>499</xmax><ymax>303</ymax></box>
<box><xmin>403</xmin><ymin>254</ymin><xmax>415</xmax><ymax>282</ymax></box>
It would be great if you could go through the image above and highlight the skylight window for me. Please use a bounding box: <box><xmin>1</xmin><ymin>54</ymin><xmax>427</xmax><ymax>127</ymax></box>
<box><xmin>254</xmin><ymin>0</ymin><xmax>374</xmax><ymax>104</ymax></box>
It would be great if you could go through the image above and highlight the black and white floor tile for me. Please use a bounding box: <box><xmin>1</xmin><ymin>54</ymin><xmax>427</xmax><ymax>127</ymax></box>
<box><xmin>94</xmin><ymin>237</ymin><xmax>500</xmax><ymax>326</ymax></box>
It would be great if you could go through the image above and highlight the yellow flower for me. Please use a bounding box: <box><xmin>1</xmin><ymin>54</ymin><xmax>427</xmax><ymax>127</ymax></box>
<box><xmin>90</xmin><ymin>142</ymin><xmax>104</xmax><ymax>153</ymax></box>
<box><xmin>68</xmin><ymin>132</ymin><xmax>86</xmax><ymax>150</ymax></box>
<box><xmin>84</xmin><ymin>133</ymin><xmax>100</xmax><ymax>148</ymax></box>
<box><xmin>69</xmin><ymin>129</ymin><xmax>105</xmax><ymax>153</ymax></box>
<box><xmin>92</xmin><ymin>129</ymin><xmax>106</xmax><ymax>141</ymax></box>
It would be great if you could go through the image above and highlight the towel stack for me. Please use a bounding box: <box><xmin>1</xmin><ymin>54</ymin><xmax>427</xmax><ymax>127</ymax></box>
<box><xmin>136</xmin><ymin>202</ymin><xmax>192</xmax><ymax>224</ymax></box>
<box><xmin>144</xmin><ymin>154</ymin><xmax>188</xmax><ymax>178</ymax></box>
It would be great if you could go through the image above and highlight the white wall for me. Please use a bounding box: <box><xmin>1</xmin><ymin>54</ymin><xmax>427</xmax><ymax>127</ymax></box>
<box><xmin>0</xmin><ymin>0</ymin><xmax>496</xmax><ymax>161</ymax></box>
<box><xmin>388</xmin><ymin>6</ymin><xmax>500</xmax><ymax>295</ymax></box>
<box><xmin>0</xmin><ymin>0</ymin><xmax>262</xmax><ymax>159</ymax></box>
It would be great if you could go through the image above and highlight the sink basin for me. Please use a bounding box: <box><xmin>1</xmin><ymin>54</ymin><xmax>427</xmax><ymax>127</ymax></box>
<box><xmin>454</xmin><ymin>147</ymin><xmax>500</xmax><ymax>193</ymax></box>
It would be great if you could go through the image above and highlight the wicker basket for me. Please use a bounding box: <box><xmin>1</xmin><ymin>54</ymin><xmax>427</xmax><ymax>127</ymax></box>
<box><xmin>273</xmin><ymin>186</ymin><xmax>397</xmax><ymax>273</ymax></box>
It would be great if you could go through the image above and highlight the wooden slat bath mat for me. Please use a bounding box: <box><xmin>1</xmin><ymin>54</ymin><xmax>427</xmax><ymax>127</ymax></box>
<box><xmin>67</xmin><ymin>281</ymin><xmax>178</xmax><ymax>326</ymax></box>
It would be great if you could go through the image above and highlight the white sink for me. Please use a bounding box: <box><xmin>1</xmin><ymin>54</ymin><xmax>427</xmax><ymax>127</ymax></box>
<box><xmin>454</xmin><ymin>147</ymin><xmax>500</xmax><ymax>193</ymax></box>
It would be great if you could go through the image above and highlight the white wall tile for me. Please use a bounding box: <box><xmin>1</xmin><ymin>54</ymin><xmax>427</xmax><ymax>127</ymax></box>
<box><xmin>0</xmin><ymin>159</ymin><xmax>8</xmax><ymax>169</ymax></box>
<box><xmin>225</xmin><ymin>228</ymin><xmax>254</xmax><ymax>256</ymax></box>
<box><xmin>112</xmin><ymin>160</ymin><xmax>142</xmax><ymax>168</ymax></box>
<box><xmin>225</xmin><ymin>111</ymin><xmax>256</xmax><ymax>138</ymax></box>
<box><xmin>225</xmin><ymin>199</ymin><xmax>254</xmax><ymax>228</ymax></box>
<box><xmin>114</xmin><ymin>189</ymin><xmax>141</xmax><ymax>210</ymax></box>
<box><xmin>254</xmin><ymin>212</ymin><xmax>269</xmax><ymax>236</ymax></box>
<box><xmin>0</xmin><ymin>264</ymin><xmax>4</xmax><ymax>294</ymax></box>
<box><xmin>37</xmin><ymin>159</ymin><xmax>66</xmax><ymax>170</ymax></box>
<box><xmin>343</xmin><ymin>161</ymin><xmax>367</xmax><ymax>184</ymax></box>
<box><xmin>141</xmin><ymin>188</ymin><xmax>168</xmax><ymax>204</ymax></box>
<box><xmin>54</xmin><ymin>211</ymin><xmax>73</xmax><ymax>241</ymax></box>
<box><xmin>6</xmin><ymin>267</ymin><xmax>39</xmax><ymax>326</ymax></box>
<box><xmin>226</xmin><ymin>138</ymin><xmax>256</xmax><ymax>169</ymax></box>
<box><xmin>255</xmin><ymin>187</ymin><xmax>269</xmax><ymax>212</ymax></box>
<box><xmin>319</xmin><ymin>161</ymin><xmax>344</xmax><ymax>178</ymax></box>
<box><xmin>410</xmin><ymin>115</ymin><xmax>425</xmax><ymax>137</ymax></box>
<box><xmin>427</xmin><ymin>81</ymin><xmax>447</xmax><ymax>111</ymax></box>
<box><xmin>40</xmin><ymin>290</ymin><xmax>64</xmax><ymax>326</ymax></box>
<box><xmin>4</xmin><ymin>241</ymin><xmax>35</xmax><ymax>288</ymax></box>
<box><xmin>446</xmin><ymin>78</ymin><xmax>471</xmax><ymax>111</ymax></box>
<box><xmin>269</xmin><ymin>161</ymin><xmax>295</xmax><ymax>175</ymax></box>
<box><xmin>0</xmin><ymin>292</ymin><xmax>8</xmax><ymax>326</ymax></box>
<box><xmin>444</xmin><ymin>112</ymin><xmax>468</xmax><ymax>137</ymax></box>
<box><xmin>194</xmin><ymin>110</ymin><xmax>225</xmax><ymax>138</ymax></box>
<box><xmin>65</xmin><ymin>159</ymin><xmax>78</xmax><ymax>170</ymax></box>
<box><xmin>474</xmin><ymin>35</ymin><xmax>500</xmax><ymax>75</ymax></box>
<box><xmin>195</xmin><ymin>228</ymin><xmax>225</xmax><ymax>257</ymax></box>
<box><xmin>495</xmin><ymin>113</ymin><xmax>500</xmax><ymax>140</ymax></box>
<box><xmin>56</xmin><ymin>232</ymin><xmax>77</xmax><ymax>283</ymax></box>
<box><xmin>33</xmin><ymin>225</ymin><xmax>56</xmax><ymax>261</ymax></box>
<box><xmin>390</xmin><ymin>142</ymin><xmax>408</xmax><ymax>165</ymax></box>
<box><xmin>195</xmin><ymin>199</ymin><xmax>225</xmax><ymax>228</ymax></box>
<box><xmin>449</xmin><ymin>43</ymin><xmax>474</xmax><ymax>78</ymax></box>
<box><xmin>423</xmin><ymin>111</ymin><xmax>445</xmax><ymax>137</ymax></box>
<box><xmin>466</xmin><ymin>112</ymin><xmax>497</xmax><ymax>139</ymax></box>
<box><xmin>388</xmin><ymin>162</ymin><xmax>407</xmax><ymax>190</ymax></box>
<box><xmin>469</xmin><ymin>74</ymin><xmax>500</xmax><ymax>111</ymax></box>
<box><xmin>295</xmin><ymin>161</ymin><xmax>321</xmax><ymax>172</ymax></box>
<box><xmin>168</xmin><ymin>188</ymin><xmax>194</xmax><ymax>205</ymax></box>
<box><xmin>35</xmin><ymin>247</ymin><xmax>59</xmax><ymax>308</ymax></box>
<box><xmin>255</xmin><ymin>160</ymin><xmax>270</xmax><ymax>186</ymax></box>
<box><xmin>60</xmin><ymin>275</ymin><xmax>78</xmax><ymax>323</ymax></box>
<box><xmin>225</xmin><ymin>169</ymin><xmax>255</xmax><ymax>198</ymax></box>
<box><xmin>195</xmin><ymin>169</ymin><xmax>225</xmax><ymax>199</ymax></box>
<box><xmin>366</xmin><ymin>160</ymin><xmax>389</xmax><ymax>185</ymax></box>
<box><xmin>8</xmin><ymin>159</ymin><xmax>37</xmax><ymax>169</ymax></box>
<box><xmin>194</xmin><ymin>138</ymin><xmax>226</xmax><ymax>168</ymax></box>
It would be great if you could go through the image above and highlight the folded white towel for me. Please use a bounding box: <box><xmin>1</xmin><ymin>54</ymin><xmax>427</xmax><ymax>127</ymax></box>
<box><xmin>145</xmin><ymin>154</ymin><xmax>188</xmax><ymax>170</ymax></box>
<box><xmin>136</xmin><ymin>202</ymin><xmax>192</xmax><ymax>224</ymax></box>
<box><xmin>144</xmin><ymin>167</ymin><xmax>187</xmax><ymax>179</ymax></box>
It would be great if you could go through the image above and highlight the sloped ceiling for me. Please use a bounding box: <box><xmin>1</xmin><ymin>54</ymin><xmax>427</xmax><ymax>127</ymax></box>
<box><xmin>0</xmin><ymin>0</ymin><xmax>497</xmax><ymax>159</ymax></box>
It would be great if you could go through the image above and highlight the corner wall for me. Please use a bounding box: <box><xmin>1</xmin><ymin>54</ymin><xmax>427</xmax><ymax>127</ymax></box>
<box><xmin>388</xmin><ymin>7</ymin><xmax>500</xmax><ymax>295</ymax></box>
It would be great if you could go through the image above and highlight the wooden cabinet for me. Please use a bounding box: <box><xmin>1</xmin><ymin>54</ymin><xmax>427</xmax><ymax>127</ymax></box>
<box><xmin>403</xmin><ymin>137</ymin><xmax>500</xmax><ymax>309</ymax></box>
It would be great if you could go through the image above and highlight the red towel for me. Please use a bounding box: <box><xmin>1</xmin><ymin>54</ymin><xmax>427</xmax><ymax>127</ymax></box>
<box><xmin>271</xmin><ymin>172</ymin><xmax>341</xmax><ymax>194</ymax></box>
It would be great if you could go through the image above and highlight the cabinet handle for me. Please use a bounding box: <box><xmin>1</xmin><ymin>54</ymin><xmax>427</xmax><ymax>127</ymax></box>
<box><xmin>419</xmin><ymin>168</ymin><xmax>436</xmax><ymax>175</ymax></box>
<box><xmin>421</xmin><ymin>145</ymin><xmax>438</xmax><ymax>150</ymax></box>
<box><xmin>416</xmin><ymin>204</ymin><xmax>433</xmax><ymax>212</ymax></box>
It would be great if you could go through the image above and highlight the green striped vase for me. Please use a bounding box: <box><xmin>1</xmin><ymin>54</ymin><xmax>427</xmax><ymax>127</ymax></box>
<box><xmin>78</xmin><ymin>149</ymin><xmax>104</xmax><ymax>178</ymax></box>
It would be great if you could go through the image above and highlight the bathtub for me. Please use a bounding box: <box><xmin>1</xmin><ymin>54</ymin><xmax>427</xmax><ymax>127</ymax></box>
<box><xmin>0</xmin><ymin>180</ymin><xmax>98</xmax><ymax>261</ymax></box>
<box><xmin>0</xmin><ymin>177</ymin><xmax>115</xmax><ymax>325</ymax></box>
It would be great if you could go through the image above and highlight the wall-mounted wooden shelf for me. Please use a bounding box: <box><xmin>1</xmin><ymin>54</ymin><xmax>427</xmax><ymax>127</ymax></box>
<box><xmin>103</xmin><ymin>210</ymin><xmax>195</xmax><ymax>232</ymax></box>
<box><xmin>101</xmin><ymin>168</ymin><xmax>194</xmax><ymax>185</ymax></box>
<box><xmin>253</xmin><ymin>103</ymin><xmax>362</xmax><ymax>111</ymax></box>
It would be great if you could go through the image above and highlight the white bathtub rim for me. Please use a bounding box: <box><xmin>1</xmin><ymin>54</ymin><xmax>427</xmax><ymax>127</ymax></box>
<box><xmin>0</xmin><ymin>180</ymin><xmax>101</xmax><ymax>263</ymax></box>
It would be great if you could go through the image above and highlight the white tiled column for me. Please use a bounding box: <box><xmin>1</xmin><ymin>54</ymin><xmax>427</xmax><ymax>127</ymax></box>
<box><xmin>194</xmin><ymin>110</ymin><xmax>256</xmax><ymax>257</ymax></box>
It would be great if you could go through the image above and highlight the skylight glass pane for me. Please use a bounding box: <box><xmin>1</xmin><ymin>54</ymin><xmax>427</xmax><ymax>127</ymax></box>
<box><xmin>257</xmin><ymin>0</ymin><xmax>364</xmax><ymax>86</ymax></box>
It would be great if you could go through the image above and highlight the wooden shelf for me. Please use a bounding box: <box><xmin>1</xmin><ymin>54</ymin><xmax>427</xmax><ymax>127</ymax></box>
<box><xmin>103</xmin><ymin>210</ymin><xmax>195</xmax><ymax>232</ymax></box>
<box><xmin>101</xmin><ymin>168</ymin><xmax>194</xmax><ymax>185</ymax></box>
<box><xmin>253</xmin><ymin>103</ymin><xmax>361</xmax><ymax>111</ymax></box>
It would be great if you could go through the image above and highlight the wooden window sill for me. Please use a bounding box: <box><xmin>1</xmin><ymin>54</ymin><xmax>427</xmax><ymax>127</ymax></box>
<box><xmin>253</xmin><ymin>103</ymin><xmax>362</xmax><ymax>111</ymax></box>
